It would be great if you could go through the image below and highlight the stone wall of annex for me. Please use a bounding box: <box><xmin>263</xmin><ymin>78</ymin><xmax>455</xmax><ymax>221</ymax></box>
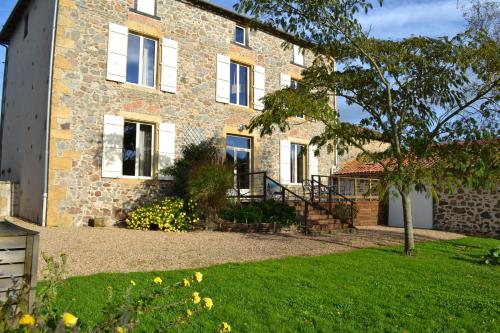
<box><xmin>434</xmin><ymin>187</ymin><xmax>499</xmax><ymax>236</ymax></box>
<box><xmin>46</xmin><ymin>0</ymin><xmax>337</xmax><ymax>226</ymax></box>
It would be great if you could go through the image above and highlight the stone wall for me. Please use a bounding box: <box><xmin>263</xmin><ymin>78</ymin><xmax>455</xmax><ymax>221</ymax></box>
<box><xmin>0</xmin><ymin>181</ymin><xmax>19</xmax><ymax>218</ymax></box>
<box><xmin>434</xmin><ymin>187</ymin><xmax>499</xmax><ymax>236</ymax></box>
<box><xmin>46</xmin><ymin>0</ymin><xmax>337</xmax><ymax>226</ymax></box>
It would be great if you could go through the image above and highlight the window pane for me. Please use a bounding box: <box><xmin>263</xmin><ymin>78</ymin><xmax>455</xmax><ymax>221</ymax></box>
<box><xmin>126</xmin><ymin>35</ymin><xmax>140</xmax><ymax>84</ymax></box>
<box><xmin>138</xmin><ymin>124</ymin><xmax>152</xmax><ymax>177</ymax></box>
<box><xmin>297</xmin><ymin>145</ymin><xmax>305</xmax><ymax>183</ymax></box>
<box><xmin>236</xmin><ymin>151</ymin><xmax>250</xmax><ymax>189</ymax></box>
<box><xmin>226</xmin><ymin>135</ymin><xmax>251</xmax><ymax>149</ymax></box>
<box><xmin>235</xmin><ymin>27</ymin><xmax>245</xmax><ymax>44</ymax></box>
<box><xmin>230</xmin><ymin>63</ymin><xmax>238</xmax><ymax>104</ymax></box>
<box><xmin>142</xmin><ymin>38</ymin><xmax>156</xmax><ymax>87</ymax></box>
<box><xmin>123</xmin><ymin>122</ymin><xmax>137</xmax><ymax>176</ymax></box>
<box><xmin>239</xmin><ymin>65</ymin><xmax>248</xmax><ymax>106</ymax></box>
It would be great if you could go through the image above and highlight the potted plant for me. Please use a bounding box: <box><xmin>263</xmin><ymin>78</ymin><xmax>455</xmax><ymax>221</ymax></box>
<box><xmin>332</xmin><ymin>203</ymin><xmax>359</xmax><ymax>227</ymax></box>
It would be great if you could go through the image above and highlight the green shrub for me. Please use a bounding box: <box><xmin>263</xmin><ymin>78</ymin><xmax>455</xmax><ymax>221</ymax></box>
<box><xmin>125</xmin><ymin>197</ymin><xmax>200</xmax><ymax>232</ymax></box>
<box><xmin>484</xmin><ymin>246</ymin><xmax>500</xmax><ymax>265</ymax></box>
<box><xmin>162</xmin><ymin>139</ymin><xmax>219</xmax><ymax>198</ymax></box>
<box><xmin>221</xmin><ymin>200</ymin><xmax>298</xmax><ymax>225</ymax></box>
<box><xmin>188</xmin><ymin>162</ymin><xmax>234</xmax><ymax>228</ymax></box>
<box><xmin>332</xmin><ymin>203</ymin><xmax>359</xmax><ymax>222</ymax></box>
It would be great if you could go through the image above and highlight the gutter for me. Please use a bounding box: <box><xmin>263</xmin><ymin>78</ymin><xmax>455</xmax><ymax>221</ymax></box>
<box><xmin>41</xmin><ymin>0</ymin><xmax>59</xmax><ymax>227</ymax></box>
<box><xmin>0</xmin><ymin>42</ymin><xmax>8</xmax><ymax>169</ymax></box>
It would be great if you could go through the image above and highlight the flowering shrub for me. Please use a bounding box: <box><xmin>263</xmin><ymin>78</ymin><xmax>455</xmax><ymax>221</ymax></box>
<box><xmin>0</xmin><ymin>255</ymin><xmax>231</xmax><ymax>332</ymax></box>
<box><xmin>484</xmin><ymin>246</ymin><xmax>500</xmax><ymax>265</ymax></box>
<box><xmin>125</xmin><ymin>197</ymin><xmax>200</xmax><ymax>231</ymax></box>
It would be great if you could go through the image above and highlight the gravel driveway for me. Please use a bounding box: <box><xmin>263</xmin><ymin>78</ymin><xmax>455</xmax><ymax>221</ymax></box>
<box><xmin>7</xmin><ymin>218</ymin><xmax>464</xmax><ymax>278</ymax></box>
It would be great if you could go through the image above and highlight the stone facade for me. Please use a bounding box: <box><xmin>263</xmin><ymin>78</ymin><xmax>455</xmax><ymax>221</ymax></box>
<box><xmin>0</xmin><ymin>181</ymin><xmax>19</xmax><ymax>217</ymax></box>
<box><xmin>38</xmin><ymin>0</ymin><xmax>338</xmax><ymax>226</ymax></box>
<box><xmin>434</xmin><ymin>187</ymin><xmax>500</xmax><ymax>236</ymax></box>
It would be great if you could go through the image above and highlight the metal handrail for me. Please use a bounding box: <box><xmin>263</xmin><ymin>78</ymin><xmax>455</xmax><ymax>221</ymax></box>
<box><xmin>311</xmin><ymin>175</ymin><xmax>356</xmax><ymax>226</ymax></box>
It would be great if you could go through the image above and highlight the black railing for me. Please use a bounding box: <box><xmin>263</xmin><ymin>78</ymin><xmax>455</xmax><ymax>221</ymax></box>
<box><xmin>311</xmin><ymin>175</ymin><xmax>356</xmax><ymax>226</ymax></box>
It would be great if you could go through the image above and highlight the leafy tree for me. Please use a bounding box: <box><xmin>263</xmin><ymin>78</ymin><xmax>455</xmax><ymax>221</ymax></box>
<box><xmin>235</xmin><ymin>0</ymin><xmax>499</xmax><ymax>254</ymax></box>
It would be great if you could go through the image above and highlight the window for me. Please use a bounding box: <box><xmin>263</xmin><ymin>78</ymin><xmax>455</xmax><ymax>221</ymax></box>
<box><xmin>230</xmin><ymin>62</ymin><xmax>249</xmax><ymax>107</ymax></box>
<box><xmin>235</xmin><ymin>26</ymin><xmax>246</xmax><ymax>46</ymax></box>
<box><xmin>226</xmin><ymin>135</ymin><xmax>252</xmax><ymax>191</ymax></box>
<box><xmin>136</xmin><ymin>0</ymin><xmax>156</xmax><ymax>16</ymax></box>
<box><xmin>290</xmin><ymin>143</ymin><xmax>306</xmax><ymax>184</ymax></box>
<box><xmin>123</xmin><ymin>121</ymin><xmax>154</xmax><ymax>178</ymax></box>
<box><xmin>291</xmin><ymin>79</ymin><xmax>305</xmax><ymax>119</ymax></box>
<box><xmin>126</xmin><ymin>34</ymin><xmax>157</xmax><ymax>88</ymax></box>
<box><xmin>23</xmin><ymin>14</ymin><xmax>29</xmax><ymax>38</ymax></box>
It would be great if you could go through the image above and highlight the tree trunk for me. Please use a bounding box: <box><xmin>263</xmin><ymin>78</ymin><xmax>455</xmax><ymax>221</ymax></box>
<box><xmin>400</xmin><ymin>187</ymin><xmax>415</xmax><ymax>255</ymax></box>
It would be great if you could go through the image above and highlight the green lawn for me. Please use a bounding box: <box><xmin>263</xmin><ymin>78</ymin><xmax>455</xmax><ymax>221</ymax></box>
<box><xmin>49</xmin><ymin>237</ymin><xmax>499</xmax><ymax>332</ymax></box>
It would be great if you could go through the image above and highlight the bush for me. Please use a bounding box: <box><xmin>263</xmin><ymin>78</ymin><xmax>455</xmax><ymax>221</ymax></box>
<box><xmin>332</xmin><ymin>203</ymin><xmax>359</xmax><ymax>222</ymax></box>
<box><xmin>162</xmin><ymin>139</ymin><xmax>219</xmax><ymax>198</ymax></box>
<box><xmin>125</xmin><ymin>197</ymin><xmax>200</xmax><ymax>231</ymax></box>
<box><xmin>484</xmin><ymin>246</ymin><xmax>500</xmax><ymax>265</ymax></box>
<box><xmin>221</xmin><ymin>200</ymin><xmax>298</xmax><ymax>225</ymax></box>
<box><xmin>188</xmin><ymin>162</ymin><xmax>234</xmax><ymax>228</ymax></box>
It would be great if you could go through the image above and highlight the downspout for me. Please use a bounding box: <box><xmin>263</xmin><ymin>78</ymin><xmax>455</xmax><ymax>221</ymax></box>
<box><xmin>41</xmin><ymin>0</ymin><xmax>59</xmax><ymax>227</ymax></box>
<box><xmin>0</xmin><ymin>42</ymin><xmax>9</xmax><ymax>170</ymax></box>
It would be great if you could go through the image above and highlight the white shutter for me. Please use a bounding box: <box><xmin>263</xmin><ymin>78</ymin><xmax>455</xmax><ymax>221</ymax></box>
<box><xmin>158</xmin><ymin>123</ymin><xmax>176</xmax><ymax>180</ymax></box>
<box><xmin>280</xmin><ymin>140</ymin><xmax>291</xmax><ymax>184</ymax></box>
<box><xmin>253</xmin><ymin>65</ymin><xmax>265</xmax><ymax>111</ymax></box>
<box><xmin>308</xmin><ymin>145</ymin><xmax>319</xmax><ymax>179</ymax></box>
<box><xmin>136</xmin><ymin>0</ymin><xmax>155</xmax><ymax>16</ymax></box>
<box><xmin>280</xmin><ymin>73</ymin><xmax>291</xmax><ymax>89</ymax></box>
<box><xmin>293</xmin><ymin>45</ymin><xmax>304</xmax><ymax>66</ymax></box>
<box><xmin>106</xmin><ymin>23</ymin><xmax>128</xmax><ymax>83</ymax></box>
<box><xmin>102</xmin><ymin>115</ymin><xmax>124</xmax><ymax>178</ymax></box>
<box><xmin>216</xmin><ymin>54</ymin><xmax>230</xmax><ymax>103</ymax></box>
<box><xmin>160</xmin><ymin>38</ymin><xmax>178</xmax><ymax>93</ymax></box>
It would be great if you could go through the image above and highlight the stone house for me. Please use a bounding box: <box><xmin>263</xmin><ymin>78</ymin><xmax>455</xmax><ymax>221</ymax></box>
<box><xmin>0</xmin><ymin>0</ymin><xmax>341</xmax><ymax>226</ymax></box>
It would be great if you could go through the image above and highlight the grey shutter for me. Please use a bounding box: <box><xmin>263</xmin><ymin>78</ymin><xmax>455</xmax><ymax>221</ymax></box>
<box><xmin>106</xmin><ymin>23</ymin><xmax>128</xmax><ymax>82</ymax></box>
<box><xmin>280</xmin><ymin>140</ymin><xmax>291</xmax><ymax>184</ymax></box>
<box><xmin>102</xmin><ymin>115</ymin><xmax>124</xmax><ymax>178</ymax></box>
<box><xmin>158</xmin><ymin>122</ymin><xmax>176</xmax><ymax>180</ymax></box>
<box><xmin>216</xmin><ymin>54</ymin><xmax>230</xmax><ymax>103</ymax></box>
<box><xmin>160</xmin><ymin>38</ymin><xmax>178</xmax><ymax>93</ymax></box>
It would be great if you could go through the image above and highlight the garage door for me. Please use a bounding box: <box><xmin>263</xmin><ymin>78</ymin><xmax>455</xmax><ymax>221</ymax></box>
<box><xmin>388</xmin><ymin>186</ymin><xmax>433</xmax><ymax>229</ymax></box>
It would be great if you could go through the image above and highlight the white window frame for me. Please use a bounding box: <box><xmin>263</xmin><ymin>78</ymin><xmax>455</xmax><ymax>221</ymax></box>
<box><xmin>230</xmin><ymin>62</ymin><xmax>250</xmax><ymax>107</ymax></box>
<box><xmin>290</xmin><ymin>143</ymin><xmax>306</xmax><ymax>185</ymax></box>
<box><xmin>235</xmin><ymin>25</ymin><xmax>247</xmax><ymax>46</ymax></box>
<box><xmin>127</xmin><ymin>33</ymin><xmax>158</xmax><ymax>89</ymax></box>
<box><xmin>136</xmin><ymin>0</ymin><xmax>156</xmax><ymax>16</ymax></box>
<box><xmin>122</xmin><ymin>121</ymin><xmax>155</xmax><ymax>179</ymax></box>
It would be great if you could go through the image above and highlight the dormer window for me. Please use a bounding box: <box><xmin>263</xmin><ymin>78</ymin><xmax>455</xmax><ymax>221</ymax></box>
<box><xmin>136</xmin><ymin>0</ymin><xmax>156</xmax><ymax>16</ymax></box>
<box><xmin>235</xmin><ymin>26</ymin><xmax>247</xmax><ymax>46</ymax></box>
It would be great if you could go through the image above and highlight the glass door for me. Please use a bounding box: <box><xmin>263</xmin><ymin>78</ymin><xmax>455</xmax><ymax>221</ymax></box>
<box><xmin>226</xmin><ymin>135</ymin><xmax>252</xmax><ymax>194</ymax></box>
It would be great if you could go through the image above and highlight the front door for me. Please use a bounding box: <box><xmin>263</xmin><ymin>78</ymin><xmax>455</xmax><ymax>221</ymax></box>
<box><xmin>226</xmin><ymin>135</ymin><xmax>252</xmax><ymax>194</ymax></box>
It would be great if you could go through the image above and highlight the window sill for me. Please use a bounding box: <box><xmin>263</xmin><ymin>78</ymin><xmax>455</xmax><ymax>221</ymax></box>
<box><xmin>290</xmin><ymin>61</ymin><xmax>307</xmax><ymax>69</ymax></box>
<box><xmin>231</xmin><ymin>41</ymin><xmax>252</xmax><ymax>50</ymax></box>
<box><xmin>129</xmin><ymin>8</ymin><xmax>161</xmax><ymax>20</ymax></box>
<box><xmin>225</xmin><ymin>103</ymin><xmax>257</xmax><ymax>114</ymax></box>
<box><xmin>122</xmin><ymin>82</ymin><xmax>161</xmax><ymax>94</ymax></box>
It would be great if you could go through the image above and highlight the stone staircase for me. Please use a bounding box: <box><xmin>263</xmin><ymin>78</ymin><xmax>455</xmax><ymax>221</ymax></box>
<box><xmin>289</xmin><ymin>201</ymin><xmax>348</xmax><ymax>234</ymax></box>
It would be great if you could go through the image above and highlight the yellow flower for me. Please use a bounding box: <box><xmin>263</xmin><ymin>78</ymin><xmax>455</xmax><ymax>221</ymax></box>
<box><xmin>194</xmin><ymin>272</ymin><xmax>203</xmax><ymax>283</ymax></box>
<box><xmin>19</xmin><ymin>314</ymin><xmax>35</xmax><ymax>326</ymax></box>
<box><xmin>153</xmin><ymin>276</ymin><xmax>162</xmax><ymax>284</ymax></box>
<box><xmin>203</xmin><ymin>297</ymin><xmax>214</xmax><ymax>310</ymax></box>
<box><xmin>183</xmin><ymin>278</ymin><xmax>191</xmax><ymax>287</ymax></box>
<box><xmin>130</xmin><ymin>280</ymin><xmax>136</xmax><ymax>287</ymax></box>
<box><xmin>117</xmin><ymin>326</ymin><xmax>124</xmax><ymax>333</ymax></box>
<box><xmin>192</xmin><ymin>292</ymin><xmax>201</xmax><ymax>304</ymax></box>
<box><xmin>220</xmin><ymin>322</ymin><xmax>232</xmax><ymax>332</ymax></box>
<box><xmin>62</xmin><ymin>312</ymin><xmax>78</xmax><ymax>328</ymax></box>
<box><xmin>186</xmin><ymin>309</ymin><xmax>193</xmax><ymax>317</ymax></box>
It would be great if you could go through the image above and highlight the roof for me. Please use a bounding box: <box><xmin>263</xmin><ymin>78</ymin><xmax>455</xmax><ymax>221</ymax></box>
<box><xmin>1</xmin><ymin>0</ymin><xmax>301</xmax><ymax>45</ymax></box>
<box><xmin>334</xmin><ymin>159</ymin><xmax>385</xmax><ymax>177</ymax></box>
<box><xmin>0</xmin><ymin>0</ymin><xmax>30</xmax><ymax>44</ymax></box>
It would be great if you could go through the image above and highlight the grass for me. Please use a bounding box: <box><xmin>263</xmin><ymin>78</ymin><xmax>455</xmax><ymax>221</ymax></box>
<box><xmin>47</xmin><ymin>237</ymin><xmax>499</xmax><ymax>332</ymax></box>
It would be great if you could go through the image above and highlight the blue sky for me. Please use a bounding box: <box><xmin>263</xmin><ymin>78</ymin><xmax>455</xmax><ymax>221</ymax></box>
<box><xmin>0</xmin><ymin>0</ymin><xmax>466</xmax><ymax>122</ymax></box>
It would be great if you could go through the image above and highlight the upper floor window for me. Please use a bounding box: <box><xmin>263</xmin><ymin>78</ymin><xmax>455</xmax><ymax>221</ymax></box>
<box><xmin>126</xmin><ymin>33</ymin><xmax>157</xmax><ymax>88</ymax></box>
<box><xmin>235</xmin><ymin>26</ymin><xmax>247</xmax><ymax>46</ymax></box>
<box><xmin>291</xmin><ymin>79</ymin><xmax>304</xmax><ymax>119</ymax></box>
<box><xmin>230</xmin><ymin>62</ymin><xmax>249</xmax><ymax>107</ymax></box>
<box><xmin>136</xmin><ymin>0</ymin><xmax>156</xmax><ymax>16</ymax></box>
<box><xmin>123</xmin><ymin>121</ymin><xmax>154</xmax><ymax>178</ymax></box>
<box><xmin>23</xmin><ymin>14</ymin><xmax>29</xmax><ymax>38</ymax></box>
<box><xmin>293</xmin><ymin>45</ymin><xmax>305</xmax><ymax>66</ymax></box>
